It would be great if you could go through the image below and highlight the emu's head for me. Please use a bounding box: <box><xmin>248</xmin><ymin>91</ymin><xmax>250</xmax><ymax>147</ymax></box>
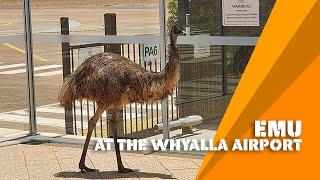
<box><xmin>170</xmin><ymin>26</ymin><xmax>186</xmax><ymax>40</ymax></box>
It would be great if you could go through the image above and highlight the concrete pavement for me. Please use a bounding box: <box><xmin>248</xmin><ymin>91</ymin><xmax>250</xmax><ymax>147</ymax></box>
<box><xmin>0</xmin><ymin>143</ymin><xmax>202</xmax><ymax>179</ymax></box>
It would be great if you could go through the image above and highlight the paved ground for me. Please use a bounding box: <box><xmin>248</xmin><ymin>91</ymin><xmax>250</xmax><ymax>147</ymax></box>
<box><xmin>0</xmin><ymin>143</ymin><xmax>202</xmax><ymax>179</ymax></box>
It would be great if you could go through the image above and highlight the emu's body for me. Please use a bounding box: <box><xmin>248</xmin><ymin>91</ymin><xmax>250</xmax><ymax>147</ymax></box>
<box><xmin>58</xmin><ymin>27</ymin><xmax>183</xmax><ymax>173</ymax></box>
<box><xmin>59</xmin><ymin>51</ymin><xmax>179</xmax><ymax>106</ymax></box>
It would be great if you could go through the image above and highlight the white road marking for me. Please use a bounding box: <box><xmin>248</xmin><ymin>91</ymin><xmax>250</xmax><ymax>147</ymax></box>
<box><xmin>0</xmin><ymin>64</ymin><xmax>61</xmax><ymax>75</ymax></box>
<box><xmin>0</xmin><ymin>128</ymin><xmax>25</xmax><ymax>138</ymax></box>
<box><xmin>0</xmin><ymin>113</ymin><xmax>87</xmax><ymax>128</ymax></box>
<box><xmin>0</xmin><ymin>20</ymin><xmax>81</xmax><ymax>35</ymax></box>
<box><xmin>35</xmin><ymin>70</ymin><xmax>62</xmax><ymax>77</ymax></box>
<box><xmin>0</xmin><ymin>63</ymin><xmax>25</xmax><ymax>70</ymax></box>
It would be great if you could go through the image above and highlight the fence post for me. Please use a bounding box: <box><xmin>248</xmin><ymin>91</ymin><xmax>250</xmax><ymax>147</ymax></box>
<box><xmin>60</xmin><ymin>17</ymin><xmax>74</xmax><ymax>135</ymax></box>
<box><xmin>104</xmin><ymin>13</ymin><xmax>124</xmax><ymax>137</ymax></box>
<box><xmin>104</xmin><ymin>13</ymin><xmax>121</xmax><ymax>54</ymax></box>
<box><xmin>221</xmin><ymin>1</ymin><xmax>227</xmax><ymax>95</ymax></box>
<box><xmin>23</xmin><ymin>0</ymin><xmax>37</xmax><ymax>135</ymax></box>
<box><xmin>159</xmin><ymin>0</ymin><xmax>170</xmax><ymax>140</ymax></box>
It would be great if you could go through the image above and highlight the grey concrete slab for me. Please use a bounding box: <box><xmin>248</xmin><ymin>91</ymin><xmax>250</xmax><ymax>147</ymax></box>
<box><xmin>154</xmin><ymin>155</ymin><xmax>199</xmax><ymax>170</ymax></box>
<box><xmin>21</xmin><ymin>145</ymin><xmax>62</xmax><ymax>179</ymax></box>
<box><xmin>53</xmin><ymin>145</ymin><xmax>84</xmax><ymax>160</ymax></box>
<box><xmin>170</xmin><ymin>168</ymin><xmax>199</xmax><ymax>180</ymax></box>
<box><xmin>87</xmin><ymin>150</ymin><xmax>137</xmax><ymax>179</ymax></box>
<box><xmin>55</xmin><ymin>159</ymin><xmax>101</xmax><ymax>179</ymax></box>
<box><xmin>124</xmin><ymin>154</ymin><xmax>175</xmax><ymax>180</ymax></box>
<box><xmin>0</xmin><ymin>145</ymin><xmax>29</xmax><ymax>180</ymax></box>
<box><xmin>190</xmin><ymin>158</ymin><xmax>203</xmax><ymax>167</ymax></box>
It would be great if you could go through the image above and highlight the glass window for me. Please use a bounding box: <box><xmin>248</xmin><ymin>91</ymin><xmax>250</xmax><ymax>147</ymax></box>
<box><xmin>0</xmin><ymin>1</ymin><xmax>29</xmax><ymax>133</ymax></box>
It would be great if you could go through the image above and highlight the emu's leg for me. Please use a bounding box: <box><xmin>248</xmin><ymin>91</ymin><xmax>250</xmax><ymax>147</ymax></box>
<box><xmin>110</xmin><ymin>107</ymin><xmax>133</xmax><ymax>173</ymax></box>
<box><xmin>79</xmin><ymin>105</ymin><xmax>106</xmax><ymax>173</ymax></box>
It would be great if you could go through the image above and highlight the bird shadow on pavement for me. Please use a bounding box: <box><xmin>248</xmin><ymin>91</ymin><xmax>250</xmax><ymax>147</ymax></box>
<box><xmin>55</xmin><ymin>170</ymin><xmax>176</xmax><ymax>179</ymax></box>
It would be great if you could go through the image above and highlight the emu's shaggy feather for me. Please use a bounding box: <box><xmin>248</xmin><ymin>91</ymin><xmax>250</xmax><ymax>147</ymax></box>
<box><xmin>58</xmin><ymin>49</ymin><xmax>179</xmax><ymax>107</ymax></box>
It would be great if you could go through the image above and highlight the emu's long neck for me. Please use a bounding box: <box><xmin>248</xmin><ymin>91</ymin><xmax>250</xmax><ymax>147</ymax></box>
<box><xmin>163</xmin><ymin>33</ymin><xmax>180</xmax><ymax>83</ymax></box>
<box><xmin>146</xmin><ymin>33</ymin><xmax>180</xmax><ymax>100</ymax></box>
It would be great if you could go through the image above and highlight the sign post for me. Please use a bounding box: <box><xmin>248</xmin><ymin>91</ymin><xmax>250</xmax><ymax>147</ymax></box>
<box><xmin>23</xmin><ymin>0</ymin><xmax>37</xmax><ymax>135</ymax></box>
<box><xmin>221</xmin><ymin>0</ymin><xmax>260</xmax><ymax>95</ymax></box>
<box><xmin>159</xmin><ymin>0</ymin><xmax>169</xmax><ymax>140</ymax></box>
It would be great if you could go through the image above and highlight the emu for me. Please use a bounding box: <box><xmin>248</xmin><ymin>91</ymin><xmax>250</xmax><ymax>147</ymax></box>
<box><xmin>58</xmin><ymin>26</ymin><xmax>184</xmax><ymax>173</ymax></box>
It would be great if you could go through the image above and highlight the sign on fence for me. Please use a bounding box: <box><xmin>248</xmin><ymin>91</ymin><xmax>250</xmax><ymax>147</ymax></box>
<box><xmin>222</xmin><ymin>0</ymin><xmax>260</xmax><ymax>26</ymax></box>
<box><xmin>140</xmin><ymin>44</ymin><xmax>159</xmax><ymax>63</ymax></box>
<box><xmin>194</xmin><ymin>34</ymin><xmax>211</xmax><ymax>59</ymax></box>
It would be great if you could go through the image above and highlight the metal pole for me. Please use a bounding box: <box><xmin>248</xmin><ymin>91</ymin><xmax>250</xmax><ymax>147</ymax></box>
<box><xmin>159</xmin><ymin>0</ymin><xmax>169</xmax><ymax>140</ymax></box>
<box><xmin>221</xmin><ymin>0</ymin><xmax>227</xmax><ymax>95</ymax></box>
<box><xmin>23</xmin><ymin>0</ymin><xmax>37</xmax><ymax>135</ymax></box>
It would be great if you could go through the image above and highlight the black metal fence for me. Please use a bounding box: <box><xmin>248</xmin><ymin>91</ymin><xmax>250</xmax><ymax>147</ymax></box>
<box><xmin>61</xmin><ymin>14</ymin><xmax>178</xmax><ymax>138</ymax></box>
<box><xmin>60</xmin><ymin>12</ymin><xmax>257</xmax><ymax>139</ymax></box>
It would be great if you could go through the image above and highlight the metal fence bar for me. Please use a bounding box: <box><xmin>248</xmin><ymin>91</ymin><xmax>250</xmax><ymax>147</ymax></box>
<box><xmin>133</xmin><ymin>44</ymin><xmax>138</xmax><ymax>133</ymax></box>
<box><xmin>138</xmin><ymin>44</ymin><xmax>144</xmax><ymax>131</ymax></box>
<box><xmin>70</xmin><ymin>49</ymin><xmax>78</xmax><ymax>135</ymax></box>
<box><xmin>155</xmin><ymin>60</ymin><xmax>159</xmax><ymax>124</ymax></box>
<box><xmin>23</xmin><ymin>0</ymin><xmax>37</xmax><ymax>135</ymax></box>
<box><xmin>80</xmin><ymin>100</ymin><xmax>84</xmax><ymax>135</ymax></box>
<box><xmin>59</xmin><ymin>35</ymin><xmax>258</xmax><ymax>45</ymax></box>
<box><xmin>100</xmin><ymin>116</ymin><xmax>103</xmax><ymax>137</ymax></box>
<box><xmin>149</xmin><ymin>64</ymin><xmax>154</xmax><ymax>127</ymax></box>
<box><xmin>128</xmin><ymin>45</ymin><xmax>133</xmax><ymax>133</ymax></box>
<box><xmin>122</xmin><ymin>44</ymin><xmax>127</xmax><ymax>134</ymax></box>
<box><xmin>106</xmin><ymin>111</ymin><xmax>109</xmax><ymax>135</ymax></box>
<box><xmin>144</xmin><ymin>60</ymin><xmax>149</xmax><ymax>129</ymax></box>
<box><xmin>159</xmin><ymin>0</ymin><xmax>169</xmax><ymax>139</ymax></box>
<box><xmin>175</xmin><ymin>86</ymin><xmax>179</xmax><ymax>119</ymax></box>
<box><xmin>86</xmin><ymin>100</ymin><xmax>90</xmax><ymax>135</ymax></box>
<box><xmin>93</xmin><ymin>102</ymin><xmax>97</xmax><ymax>137</ymax></box>
<box><xmin>0</xmin><ymin>34</ymin><xmax>259</xmax><ymax>45</ymax></box>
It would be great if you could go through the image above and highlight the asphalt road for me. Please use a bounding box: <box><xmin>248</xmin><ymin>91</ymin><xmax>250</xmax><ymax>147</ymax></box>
<box><xmin>0</xmin><ymin>7</ymin><xmax>159</xmax><ymax>133</ymax></box>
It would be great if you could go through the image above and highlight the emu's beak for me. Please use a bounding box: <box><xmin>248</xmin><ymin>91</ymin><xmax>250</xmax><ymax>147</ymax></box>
<box><xmin>181</xmin><ymin>31</ymin><xmax>187</xmax><ymax>35</ymax></box>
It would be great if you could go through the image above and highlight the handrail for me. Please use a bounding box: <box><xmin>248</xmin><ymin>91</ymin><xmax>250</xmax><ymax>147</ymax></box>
<box><xmin>1</xmin><ymin>34</ymin><xmax>258</xmax><ymax>46</ymax></box>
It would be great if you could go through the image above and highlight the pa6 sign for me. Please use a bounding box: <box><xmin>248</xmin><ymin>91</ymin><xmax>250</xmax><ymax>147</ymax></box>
<box><xmin>140</xmin><ymin>44</ymin><xmax>159</xmax><ymax>63</ymax></box>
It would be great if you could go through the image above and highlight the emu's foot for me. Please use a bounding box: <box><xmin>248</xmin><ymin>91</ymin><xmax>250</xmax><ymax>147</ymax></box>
<box><xmin>118</xmin><ymin>167</ymin><xmax>133</xmax><ymax>173</ymax></box>
<box><xmin>79</xmin><ymin>164</ymin><xmax>99</xmax><ymax>173</ymax></box>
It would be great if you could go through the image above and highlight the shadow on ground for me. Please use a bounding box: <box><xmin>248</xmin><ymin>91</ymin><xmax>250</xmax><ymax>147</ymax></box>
<box><xmin>55</xmin><ymin>170</ymin><xmax>176</xmax><ymax>179</ymax></box>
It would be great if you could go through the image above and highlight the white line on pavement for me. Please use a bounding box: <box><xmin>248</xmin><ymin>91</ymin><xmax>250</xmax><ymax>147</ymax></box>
<box><xmin>0</xmin><ymin>64</ymin><xmax>62</xmax><ymax>74</ymax></box>
<box><xmin>35</xmin><ymin>70</ymin><xmax>62</xmax><ymax>77</ymax></box>
<box><xmin>0</xmin><ymin>63</ymin><xmax>25</xmax><ymax>70</ymax></box>
<box><xmin>0</xmin><ymin>113</ymin><xmax>88</xmax><ymax>128</ymax></box>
